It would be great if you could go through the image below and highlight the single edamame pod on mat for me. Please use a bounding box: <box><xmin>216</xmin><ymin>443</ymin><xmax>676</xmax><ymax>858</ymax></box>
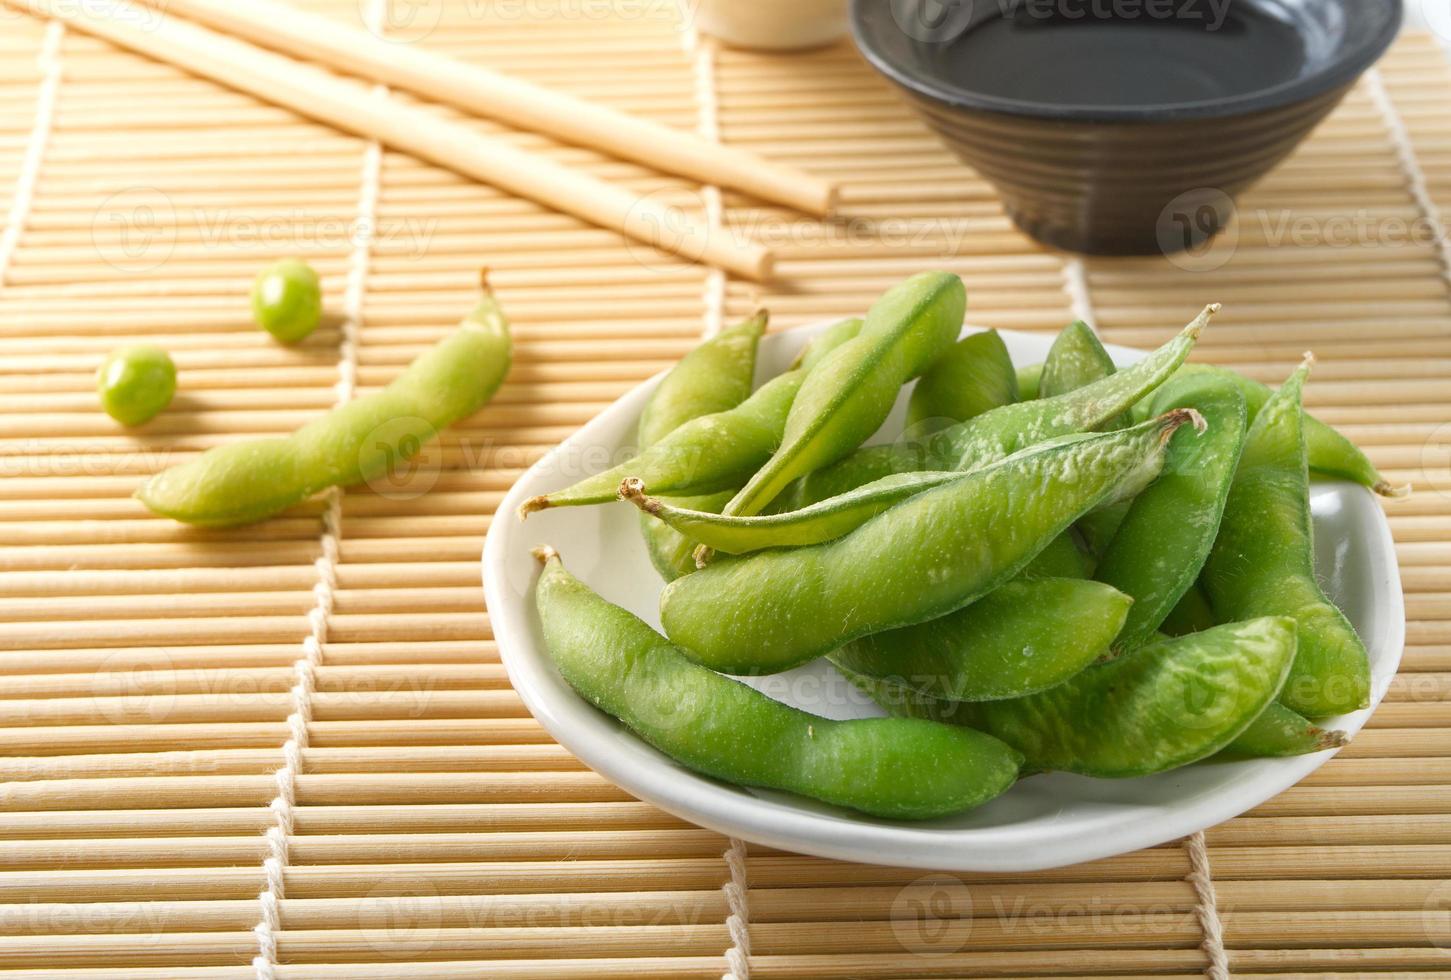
<box><xmin>831</xmin><ymin>577</ymin><xmax>1133</xmax><ymax>703</ymax></box>
<box><xmin>1202</xmin><ymin>357</ymin><xmax>1372</xmax><ymax>717</ymax></box>
<box><xmin>782</xmin><ymin>305</ymin><xmax>1216</xmax><ymax>509</ymax></box>
<box><xmin>660</xmin><ymin>409</ymin><xmax>1202</xmax><ymax>675</ymax></box>
<box><xmin>621</xmin><ymin>470</ymin><xmax>963</xmax><ymax>557</ymax></box>
<box><xmin>1219</xmin><ymin>702</ymin><xmax>1347</xmax><ymax>759</ymax></box>
<box><xmin>520</xmin><ymin>320</ymin><xmax>864</xmax><ymax>515</ymax></box>
<box><xmin>138</xmin><ymin>291</ymin><xmax>511</xmax><ymax>527</ymax></box>
<box><xmin>906</xmin><ymin>329</ymin><xmax>1018</xmax><ymax>435</ymax></box>
<box><xmin>722</xmin><ymin>271</ymin><xmax>966</xmax><ymax>519</ymax></box>
<box><xmin>635</xmin><ymin>314</ymin><xmax>768</xmax><ymax>581</ymax></box>
<box><xmin>1093</xmin><ymin>373</ymin><xmax>1249</xmax><ymax>652</ymax></box>
<box><xmin>875</xmin><ymin>618</ymin><xmax>1299</xmax><ymax>778</ymax></box>
<box><xmin>1166</xmin><ymin>363</ymin><xmax>1405</xmax><ymax>497</ymax></box>
<box><xmin>533</xmin><ymin>547</ymin><xmax>1022</xmax><ymax>820</ymax></box>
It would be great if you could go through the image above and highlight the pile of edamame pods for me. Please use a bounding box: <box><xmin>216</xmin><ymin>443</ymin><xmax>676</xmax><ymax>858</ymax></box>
<box><xmin>527</xmin><ymin>271</ymin><xmax>1399</xmax><ymax>821</ymax></box>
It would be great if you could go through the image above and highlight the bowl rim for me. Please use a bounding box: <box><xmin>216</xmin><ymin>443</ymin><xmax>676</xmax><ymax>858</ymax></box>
<box><xmin>850</xmin><ymin>0</ymin><xmax>1403</xmax><ymax>123</ymax></box>
<box><xmin>482</xmin><ymin>320</ymin><xmax>1407</xmax><ymax>872</ymax></box>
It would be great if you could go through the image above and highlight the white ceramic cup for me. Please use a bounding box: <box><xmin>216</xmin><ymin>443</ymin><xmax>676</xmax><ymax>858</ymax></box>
<box><xmin>683</xmin><ymin>0</ymin><xmax>849</xmax><ymax>50</ymax></box>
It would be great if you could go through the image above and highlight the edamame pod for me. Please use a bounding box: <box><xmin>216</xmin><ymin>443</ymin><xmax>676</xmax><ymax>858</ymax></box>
<box><xmin>783</xmin><ymin>305</ymin><xmax>1216</xmax><ymax>509</ymax></box>
<box><xmin>622</xmin><ymin>471</ymin><xmax>962</xmax><ymax>557</ymax></box>
<box><xmin>723</xmin><ymin>271</ymin><xmax>966</xmax><ymax>518</ymax></box>
<box><xmin>790</xmin><ymin>318</ymin><xmax>866</xmax><ymax>372</ymax></box>
<box><xmin>660</xmin><ymin>410</ymin><xmax>1200</xmax><ymax>675</ymax></box>
<box><xmin>636</xmin><ymin>315</ymin><xmax>768</xmax><ymax>581</ymax></box>
<box><xmin>138</xmin><ymin>294</ymin><xmax>512</xmax><ymax>527</ymax></box>
<box><xmin>832</xmin><ymin>577</ymin><xmax>1133</xmax><ymax>702</ymax></box>
<box><xmin>1220</xmin><ymin>702</ymin><xmax>1347</xmax><ymax>759</ymax></box>
<box><xmin>1202</xmin><ymin>358</ymin><xmax>1372</xmax><ymax>717</ymax></box>
<box><xmin>521</xmin><ymin>320</ymin><xmax>864</xmax><ymax>515</ymax></box>
<box><xmin>1170</xmin><ymin>364</ymin><xmax>1404</xmax><ymax>497</ymax></box>
<box><xmin>640</xmin><ymin>491</ymin><xmax>732</xmax><ymax>581</ymax></box>
<box><xmin>906</xmin><ymin>329</ymin><xmax>1018</xmax><ymax>434</ymax></box>
<box><xmin>1017</xmin><ymin>362</ymin><xmax>1043</xmax><ymax>400</ymax></box>
<box><xmin>882</xmin><ymin>618</ymin><xmax>1299</xmax><ymax>778</ymax></box>
<box><xmin>534</xmin><ymin>548</ymin><xmax>1022</xmax><ymax>820</ymax></box>
<box><xmin>1160</xmin><ymin>582</ymin><xmax>1217</xmax><ymax>637</ymax></box>
<box><xmin>1093</xmin><ymin>374</ymin><xmax>1249</xmax><ymax>652</ymax></box>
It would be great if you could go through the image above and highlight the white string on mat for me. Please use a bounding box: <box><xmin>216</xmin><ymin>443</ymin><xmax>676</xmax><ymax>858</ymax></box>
<box><xmin>687</xmin><ymin>26</ymin><xmax>727</xmax><ymax>338</ymax></box>
<box><xmin>1365</xmin><ymin>67</ymin><xmax>1451</xmax><ymax>297</ymax></box>
<box><xmin>251</xmin><ymin>4</ymin><xmax>388</xmax><ymax>978</ymax></box>
<box><xmin>1183</xmin><ymin>831</ymin><xmax>1230</xmax><ymax>980</ymax></box>
<box><xmin>721</xmin><ymin>836</ymin><xmax>752</xmax><ymax>980</ymax></box>
<box><xmin>1059</xmin><ymin>255</ymin><xmax>1100</xmax><ymax>333</ymax></box>
<box><xmin>0</xmin><ymin>19</ymin><xmax>63</xmax><ymax>288</ymax></box>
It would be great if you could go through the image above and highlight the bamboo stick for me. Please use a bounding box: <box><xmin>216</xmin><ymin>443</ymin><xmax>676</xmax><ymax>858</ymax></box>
<box><xmin>0</xmin><ymin>0</ymin><xmax>774</xmax><ymax>280</ymax></box>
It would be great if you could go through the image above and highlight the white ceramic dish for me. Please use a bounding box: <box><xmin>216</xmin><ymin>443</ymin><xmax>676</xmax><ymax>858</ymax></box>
<box><xmin>483</xmin><ymin>321</ymin><xmax>1405</xmax><ymax>872</ymax></box>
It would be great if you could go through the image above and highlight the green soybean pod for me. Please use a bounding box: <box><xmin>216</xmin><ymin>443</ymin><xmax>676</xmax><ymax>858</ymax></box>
<box><xmin>1160</xmin><ymin>583</ymin><xmax>1217</xmax><ymax>637</ymax></box>
<box><xmin>782</xmin><ymin>305</ymin><xmax>1215</xmax><ymax>509</ymax></box>
<box><xmin>521</xmin><ymin>321</ymin><xmax>864</xmax><ymax>515</ymax></box>
<box><xmin>638</xmin><ymin>490</ymin><xmax>732</xmax><ymax>582</ymax></box>
<box><xmin>889</xmin><ymin>618</ymin><xmax>1299</xmax><ymax>778</ymax></box>
<box><xmin>1220</xmin><ymin>702</ymin><xmax>1348</xmax><ymax>759</ymax></box>
<box><xmin>790</xmin><ymin>317</ymin><xmax>866</xmax><ymax>372</ymax></box>
<box><xmin>722</xmin><ymin>271</ymin><xmax>966</xmax><ymax>518</ymax></box>
<box><xmin>635</xmin><ymin>314</ymin><xmax>768</xmax><ymax>580</ymax></box>
<box><xmin>621</xmin><ymin>470</ymin><xmax>962</xmax><ymax>557</ymax></box>
<box><xmin>1202</xmin><ymin>358</ymin><xmax>1372</xmax><ymax>717</ymax></box>
<box><xmin>534</xmin><ymin>548</ymin><xmax>1022</xmax><ymax>820</ymax></box>
<box><xmin>906</xmin><ymin>329</ymin><xmax>1018</xmax><ymax>435</ymax></box>
<box><xmin>138</xmin><ymin>294</ymin><xmax>511</xmax><ymax>527</ymax></box>
<box><xmin>1093</xmin><ymin>373</ymin><xmax>1249</xmax><ymax>652</ymax></box>
<box><xmin>638</xmin><ymin>312</ymin><xmax>767</xmax><ymax>448</ymax></box>
<box><xmin>1172</xmin><ymin>364</ymin><xmax>1404</xmax><ymax>497</ymax></box>
<box><xmin>659</xmin><ymin>410</ymin><xmax>1199</xmax><ymax>675</ymax></box>
<box><xmin>831</xmin><ymin>577</ymin><xmax>1133</xmax><ymax>702</ymax></box>
<box><xmin>1016</xmin><ymin>362</ymin><xmax>1043</xmax><ymax>400</ymax></box>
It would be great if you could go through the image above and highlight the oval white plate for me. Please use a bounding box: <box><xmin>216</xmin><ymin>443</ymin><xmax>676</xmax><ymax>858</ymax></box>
<box><xmin>483</xmin><ymin>322</ymin><xmax>1405</xmax><ymax>872</ymax></box>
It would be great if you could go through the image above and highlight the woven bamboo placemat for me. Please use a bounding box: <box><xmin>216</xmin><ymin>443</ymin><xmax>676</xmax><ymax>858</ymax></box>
<box><xmin>0</xmin><ymin>2</ymin><xmax>1447</xmax><ymax>976</ymax></box>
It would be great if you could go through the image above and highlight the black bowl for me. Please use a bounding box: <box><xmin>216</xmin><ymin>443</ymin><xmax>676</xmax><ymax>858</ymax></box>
<box><xmin>852</xmin><ymin>0</ymin><xmax>1402</xmax><ymax>255</ymax></box>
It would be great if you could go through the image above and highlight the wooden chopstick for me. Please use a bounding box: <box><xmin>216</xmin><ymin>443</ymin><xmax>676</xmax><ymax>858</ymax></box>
<box><xmin>3</xmin><ymin>0</ymin><xmax>775</xmax><ymax>281</ymax></box>
<box><xmin>152</xmin><ymin>0</ymin><xmax>838</xmax><ymax>219</ymax></box>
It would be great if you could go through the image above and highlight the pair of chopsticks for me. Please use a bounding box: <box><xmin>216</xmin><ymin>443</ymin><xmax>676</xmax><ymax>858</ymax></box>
<box><xmin>2</xmin><ymin>0</ymin><xmax>840</xmax><ymax>280</ymax></box>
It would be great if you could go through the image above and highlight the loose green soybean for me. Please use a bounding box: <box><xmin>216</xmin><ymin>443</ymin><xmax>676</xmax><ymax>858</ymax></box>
<box><xmin>534</xmin><ymin>548</ymin><xmax>1022</xmax><ymax>820</ymax></box>
<box><xmin>635</xmin><ymin>314</ymin><xmax>768</xmax><ymax>581</ymax></box>
<box><xmin>882</xmin><ymin>618</ymin><xmax>1299</xmax><ymax>778</ymax></box>
<box><xmin>832</xmin><ymin>577</ymin><xmax>1133</xmax><ymax>702</ymax></box>
<box><xmin>660</xmin><ymin>410</ymin><xmax>1199</xmax><ymax>674</ymax></box>
<box><xmin>1202</xmin><ymin>359</ymin><xmax>1372</xmax><ymax>717</ymax></box>
<box><xmin>906</xmin><ymin>329</ymin><xmax>1018</xmax><ymax>434</ymax></box>
<box><xmin>622</xmin><ymin>470</ymin><xmax>963</xmax><ymax>557</ymax></box>
<box><xmin>97</xmin><ymin>345</ymin><xmax>177</xmax><ymax>427</ymax></box>
<box><xmin>139</xmin><ymin>294</ymin><xmax>511</xmax><ymax>527</ymax></box>
<box><xmin>722</xmin><ymin>271</ymin><xmax>965</xmax><ymax>518</ymax></box>
<box><xmin>521</xmin><ymin>321</ymin><xmax>864</xmax><ymax>515</ymax></box>
<box><xmin>1220</xmin><ymin>702</ymin><xmax>1347</xmax><ymax>759</ymax></box>
<box><xmin>782</xmin><ymin>305</ymin><xmax>1215</xmax><ymax>509</ymax></box>
<box><xmin>251</xmin><ymin>258</ymin><xmax>323</xmax><ymax>343</ymax></box>
<box><xmin>1093</xmin><ymin>373</ymin><xmax>1249</xmax><ymax>652</ymax></box>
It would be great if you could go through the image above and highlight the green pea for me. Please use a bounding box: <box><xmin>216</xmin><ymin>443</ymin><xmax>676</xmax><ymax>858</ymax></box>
<box><xmin>138</xmin><ymin>294</ymin><xmax>511</xmax><ymax>526</ymax></box>
<box><xmin>883</xmin><ymin>618</ymin><xmax>1299</xmax><ymax>778</ymax></box>
<box><xmin>906</xmin><ymin>329</ymin><xmax>1018</xmax><ymax>435</ymax></box>
<box><xmin>1159</xmin><ymin>364</ymin><xmax>1404</xmax><ymax>497</ymax></box>
<box><xmin>251</xmin><ymin>258</ymin><xmax>323</xmax><ymax>343</ymax></box>
<box><xmin>521</xmin><ymin>320</ymin><xmax>865</xmax><ymax>515</ymax></box>
<box><xmin>622</xmin><ymin>470</ymin><xmax>963</xmax><ymax>557</ymax></box>
<box><xmin>1093</xmin><ymin>373</ymin><xmax>1249</xmax><ymax>652</ymax></box>
<box><xmin>534</xmin><ymin>547</ymin><xmax>1022</xmax><ymax>820</ymax></box>
<box><xmin>635</xmin><ymin>313</ymin><xmax>768</xmax><ymax>579</ymax></box>
<box><xmin>782</xmin><ymin>305</ymin><xmax>1215</xmax><ymax>509</ymax></box>
<box><xmin>1202</xmin><ymin>359</ymin><xmax>1372</xmax><ymax>717</ymax></box>
<box><xmin>1016</xmin><ymin>362</ymin><xmax>1043</xmax><ymax>400</ymax></box>
<box><xmin>722</xmin><ymin>271</ymin><xmax>965</xmax><ymax>518</ymax></box>
<box><xmin>96</xmin><ymin>345</ymin><xmax>176</xmax><ymax>427</ymax></box>
<box><xmin>832</xmin><ymin>577</ymin><xmax>1133</xmax><ymax>703</ymax></box>
<box><xmin>1219</xmin><ymin>702</ymin><xmax>1347</xmax><ymax>759</ymax></box>
<box><xmin>659</xmin><ymin>410</ymin><xmax>1200</xmax><ymax>675</ymax></box>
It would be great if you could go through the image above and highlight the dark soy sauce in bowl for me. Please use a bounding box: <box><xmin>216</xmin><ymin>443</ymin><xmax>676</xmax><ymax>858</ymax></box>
<box><xmin>929</xmin><ymin>4</ymin><xmax>1309</xmax><ymax>111</ymax></box>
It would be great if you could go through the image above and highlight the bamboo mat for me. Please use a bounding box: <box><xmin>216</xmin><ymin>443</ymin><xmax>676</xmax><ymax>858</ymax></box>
<box><xmin>0</xmin><ymin>1</ymin><xmax>1447</xmax><ymax>976</ymax></box>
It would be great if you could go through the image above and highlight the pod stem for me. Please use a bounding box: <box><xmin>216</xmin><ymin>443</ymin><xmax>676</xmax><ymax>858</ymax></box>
<box><xmin>517</xmin><ymin>495</ymin><xmax>550</xmax><ymax>520</ymax></box>
<box><xmin>1318</xmin><ymin>728</ymin><xmax>1350</xmax><ymax>751</ymax></box>
<box><xmin>1375</xmin><ymin>480</ymin><xmax>1412</xmax><ymax>499</ymax></box>
<box><xmin>617</xmin><ymin>478</ymin><xmax>661</xmax><ymax>515</ymax></box>
<box><xmin>692</xmin><ymin>542</ymin><xmax>715</xmax><ymax>569</ymax></box>
<box><xmin>1158</xmin><ymin>407</ymin><xmax>1208</xmax><ymax>443</ymax></box>
<box><xmin>531</xmin><ymin>545</ymin><xmax>559</xmax><ymax>565</ymax></box>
